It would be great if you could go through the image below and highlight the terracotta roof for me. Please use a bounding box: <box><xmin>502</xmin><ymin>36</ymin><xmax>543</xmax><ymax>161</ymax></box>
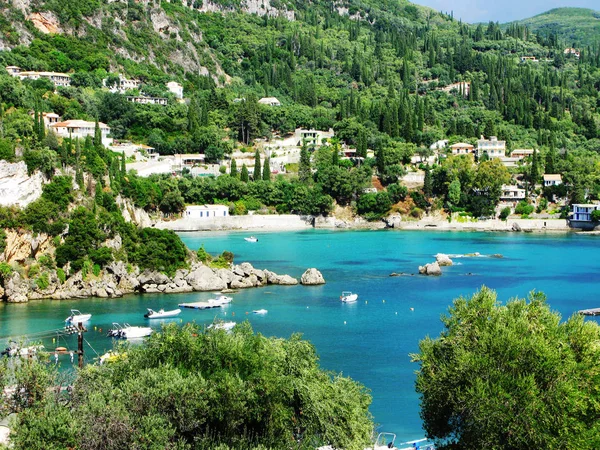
<box><xmin>51</xmin><ymin>119</ymin><xmax>109</xmax><ymax>129</ymax></box>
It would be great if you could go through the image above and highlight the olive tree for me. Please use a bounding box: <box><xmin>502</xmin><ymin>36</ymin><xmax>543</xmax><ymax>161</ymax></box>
<box><xmin>413</xmin><ymin>287</ymin><xmax>600</xmax><ymax>449</ymax></box>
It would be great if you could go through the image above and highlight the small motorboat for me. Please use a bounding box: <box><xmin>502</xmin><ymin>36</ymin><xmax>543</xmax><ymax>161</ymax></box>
<box><xmin>144</xmin><ymin>308</ymin><xmax>181</xmax><ymax>319</ymax></box>
<box><xmin>207</xmin><ymin>295</ymin><xmax>233</xmax><ymax>307</ymax></box>
<box><xmin>244</xmin><ymin>236</ymin><xmax>258</xmax><ymax>242</ymax></box>
<box><xmin>208</xmin><ymin>321</ymin><xmax>236</xmax><ymax>332</ymax></box>
<box><xmin>108</xmin><ymin>323</ymin><xmax>153</xmax><ymax>339</ymax></box>
<box><xmin>65</xmin><ymin>309</ymin><xmax>92</xmax><ymax>325</ymax></box>
<box><xmin>366</xmin><ymin>432</ymin><xmax>398</xmax><ymax>450</ymax></box>
<box><xmin>252</xmin><ymin>309</ymin><xmax>268</xmax><ymax>314</ymax></box>
<box><xmin>340</xmin><ymin>291</ymin><xmax>358</xmax><ymax>303</ymax></box>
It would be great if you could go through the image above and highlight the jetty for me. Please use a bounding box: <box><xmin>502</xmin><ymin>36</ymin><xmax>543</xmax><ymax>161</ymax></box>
<box><xmin>178</xmin><ymin>301</ymin><xmax>223</xmax><ymax>310</ymax></box>
<box><xmin>578</xmin><ymin>308</ymin><xmax>600</xmax><ymax>316</ymax></box>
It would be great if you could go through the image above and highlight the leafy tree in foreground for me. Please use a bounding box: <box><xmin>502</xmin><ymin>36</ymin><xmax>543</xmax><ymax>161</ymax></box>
<box><xmin>413</xmin><ymin>287</ymin><xmax>600</xmax><ymax>449</ymax></box>
<box><xmin>10</xmin><ymin>323</ymin><xmax>373</xmax><ymax>450</ymax></box>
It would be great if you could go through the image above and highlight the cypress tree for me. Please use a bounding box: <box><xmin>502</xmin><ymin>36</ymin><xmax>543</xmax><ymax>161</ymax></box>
<box><xmin>38</xmin><ymin>110</ymin><xmax>45</xmax><ymax>142</ymax></box>
<box><xmin>95</xmin><ymin>181</ymin><xmax>103</xmax><ymax>205</ymax></box>
<box><xmin>263</xmin><ymin>157</ymin><xmax>271</xmax><ymax>182</ymax></box>
<box><xmin>299</xmin><ymin>141</ymin><xmax>311</xmax><ymax>183</ymax></box>
<box><xmin>357</xmin><ymin>128</ymin><xmax>368</xmax><ymax>158</ymax></box>
<box><xmin>241</xmin><ymin>164</ymin><xmax>249</xmax><ymax>182</ymax></box>
<box><xmin>331</xmin><ymin>141</ymin><xmax>340</xmax><ymax>166</ymax></box>
<box><xmin>253</xmin><ymin>150</ymin><xmax>261</xmax><ymax>181</ymax></box>
<box><xmin>423</xmin><ymin>165</ymin><xmax>433</xmax><ymax>197</ymax></box>
<box><xmin>230</xmin><ymin>158</ymin><xmax>238</xmax><ymax>178</ymax></box>
<box><xmin>34</xmin><ymin>107</ymin><xmax>40</xmax><ymax>142</ymax></box>
<box><xmin>94</xmin><ymin>117</ymin><xmax>102</xmax><ymax>149</ymax></box>
<box><xmin>120</xmin><ymin>152</ymin><xmax>126</xmax><ymax>177</ymax></box>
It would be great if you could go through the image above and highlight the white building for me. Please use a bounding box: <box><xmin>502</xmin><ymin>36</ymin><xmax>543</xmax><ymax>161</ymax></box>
<box><xmin>17</xmin><ymin>70</ymin><xmax>71</xmax><ymax>87</ymax></box>
<box><xmin>510</xmin><ymin>149</ymin><xmax>535</xmax><ymax>160</ymax></box>
<box><xmin>500</xmin><ymin>185</ymin><xmax>526</xmax><ymax>201</ymax></box>
<box><xmin>299</xmin><ymin>129</ymin><xmax>322</xmax><ymax>146</ymax></box>
<box><xmin>5</xmin><ymin>65</ymin><xmax>21</xmax><ymax>76</ymax></box>
<box><xmin>50</xmin><ymin>120</ymin><xmax>112</xmax><ymax>147</ymax></box>
<box><xmin>477</xmin><ymin>136</ymin><xmax>506</xmax><ymax>159</ymax></box>
<box><xmin>450</xmin><ymin>142</ymin><xmax>475</xmax><ymax>156</ymax></box>
<box><xmin>564</xmin><ymin>48</ymin><xmax>580</xmax><ymax>58</ymax></box>
<box><xmin>167</xmin><ymin>81</ymin><xmax>183</xmax><ymax>99</ymax></box>
<box><xmin>29</xmin><ymin>111</ymin><xmax>61</xmax><ymax>128</ymax></box>
<box><xmin>185</xmin><ymin>204</ymin><xmax>229</xmax><ymax>219</ymax></box>
<box><xmin>258</xmin><ymin>97</ymin><xmax>281</xmax><ymax>106</ymax></box>
<box><xmin>543</xmin><ymin>174</ymin><xmax>562</xmax><ymax>187</ymax></box>
<box><xmin>429</xmin><ymin>139</ymin><xmax>448</xmax><ymax>150</ymax></box>
<box><xmin>126</xmin><ymin>96</ymin><xmax>168</xmax><ymax>106</ymax></box>
<box><xmin>572</xmin><ymin>204</ymin><xmax>600</xmax><ymax>222</ymax></box>
<box><xmin>103</xmin><ymin>75</ymin><xmax>141</xmax><ymax>93</ymax></box>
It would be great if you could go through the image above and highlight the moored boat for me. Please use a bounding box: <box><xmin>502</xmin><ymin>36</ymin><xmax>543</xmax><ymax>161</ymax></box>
<box><xmin>244</xmin><ymin>236</ymin><xmax>258</xmax><ymax>242</ymax></box>
<box><xmin>65</xmin><ymin>309</ymin><xmax>92</xmax><ymax>325</ymax></box>
<box><xmin>108</xmin><ymin>323</ymin><xmax>153</xmax><ymax>339</ymax></box>
<box><xmin>144</xmin><ymin>308</ymin><xmax>181</xmax><ymax>319</ymax></box>
<box><xmin>208</xmin><ymin>295</ymin><xmax>233</xmax><ymax>306</ymax></box>
<box><xmin>340</xmin><ymin>291</ymin><xmax>358</xmax><ymax>303</ymax></box>
<box><xmin>207</xmin><ymin>321</ymin><xmax>236</xmax><ymax>332</ymax></box>
<box><xmin>252</xmin><ymin>309</ymin><xmax>268</xmax><ymax>314</ymax></box>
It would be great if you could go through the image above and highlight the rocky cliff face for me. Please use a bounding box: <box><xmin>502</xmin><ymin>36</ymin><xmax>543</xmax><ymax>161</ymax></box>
<box><xmin>1</xmin><ymin>260</ymin><xmax>323</xmax><ymax>302</ymax></box>
<box><xmin>1</xmin><ymin>229</ymin><xmax>54</xmax><ymax>264</ymax></box>
<box><xmin>0</xmin><ymin>161</ymin><xmax>45</xmax><ymax>208</ymax></box>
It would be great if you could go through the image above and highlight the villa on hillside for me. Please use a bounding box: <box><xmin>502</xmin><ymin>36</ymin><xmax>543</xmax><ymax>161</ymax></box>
<box><xmin>564</xmin><ymin>48</ymin><xmax>581</xmax><ymax>58</ymax></box>
<box><xmin>167</xmin><ymin>81</ymin><xmax>184</xmax><ymax>99</ymax></box>
<box><xmin>520</xmin><ymin>56</ymin><xmax>539</xmax><ymax>63</ymax></box>
<box><xmin>185</xmin><ymin>204</ymin><xmax>229</xmax><ymax>219</ymax></box>
<box><xmin>500</xmin><ymin>185</ymin><xmax>526</xmax><ymax>202</ymax></box>
<box><xmin>126</xmin><ymin>96</ymin><xmax>168</xmax><ymax>106</ymax></box>
<box><xmin>103</xmin><ymin>75</ymin><xmax>141</xmax><ymax>93</ymax></box>
<box><xmin>450</xmin><ymin>142</ymin><xmax>475</xmax><ymax>156</ymax></box>
<box><xmin>430</xmin><ymin>139</ymin><xmax>448</xmax><ymax>150</ymax></box>
<box><xmin>29</xmin><ymin>111</ymin><xmax>61</xmax><ymax>128</ymax></box>
<box><xmin>258</xmin><ymin>97</ymin><xmax>281</xmax><ymax>106</ymax></box>
<box><xmin>7</xmin><ymin>67</ymin><xmax>71</xmax><ymax>87</ymax></box>
<box><xmin>50</xmin><ymin>120</ymin><xmax>112</xmax><ymax>147</ymax></box>
<box><xmin>477</xmin><ymin>136</ymin><xmax>506</xmax><ymax>159</ymax></box>
<box><xmin>510</xmin><ymin>149</ymin><xmax>535</xmax><ymax>160</ymax></box>
<box><xmin>543</xmin><ymin>174</ymin><xmax>562</xmax><ymax>187</ymax></box>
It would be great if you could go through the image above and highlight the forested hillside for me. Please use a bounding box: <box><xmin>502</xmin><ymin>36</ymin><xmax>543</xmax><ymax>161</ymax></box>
<box><xmin>0</xmin><ymin>0</ymin><xmax>598</xmax><ymax>288</ymax></box>
<box><xmin>506</xmin><ymin>7</ymin><xmax>600</xmax><ymax>47</ymax></box>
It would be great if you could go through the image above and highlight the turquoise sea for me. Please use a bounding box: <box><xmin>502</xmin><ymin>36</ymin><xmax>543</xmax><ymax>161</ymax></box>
<box><xmin>1</xmin><ymin>230</ymin><xmax>599</xmax><ymax>443</ymax></box>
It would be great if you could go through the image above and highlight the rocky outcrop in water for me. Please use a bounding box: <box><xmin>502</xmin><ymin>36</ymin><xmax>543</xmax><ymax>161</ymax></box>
<box><xmin>435</xmin><ymin>253</ymin><xmax>453</xmax><ymax>266</ymax></box>
<box><xmin>1</xmin><ymin>261</ymin><xmax>310</xmax><ymax>303</ymax></box>
<box><xmin>418</xmin><ymin>262</ymin><xmax>442</xmax><ymax>276</ymax></box>
<box><xmin>300</xmin><ymin>268</ymin><xmax>325</xmax><ymax>285</ymax></box>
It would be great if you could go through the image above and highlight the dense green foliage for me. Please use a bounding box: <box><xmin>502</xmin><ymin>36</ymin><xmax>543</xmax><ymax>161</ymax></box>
<box><xmin>6</xmin><ymin>323</ymin><xmax>373</xmax><ymax>450</ymax></box>
<box><xmin>413</xmin><ymin>287</ymin><xmax>600</xmax><ymax>449</ymax></box>
<box><xmin>507</xmin><ymin>7</ymin><xmax>600</xmax><ymax>47</ymax></box>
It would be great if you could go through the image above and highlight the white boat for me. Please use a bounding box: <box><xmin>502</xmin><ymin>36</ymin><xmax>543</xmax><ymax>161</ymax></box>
<box><xmin>208</xmin><ymin>295</ymin><xmax>233</xmax><ymax>306</ymax></box>
<box><xmin>244</xmin><ymin>236</ymin><xmax>258</xmax><ymax>242</ymax></box>
<box><xmin>144</xmin><ymin>308</ymin><xmax>181</xmax><ymax>319</ymax></box>
<box><xmin>340</xmin><ymin>291</ymin><xmax>358</xmax><ymax>303</ymax></box>
<box><xmin>365</xmin><ymin>432</ymin><xmax>398</xmax><ymax>450</ymax></box>
<box><xmin>108</xmin><ymin>323</ymin><xmax>153</xmax><ymax>339</ymax></box>
<box><xmin>208</xmin><ymin>321</ymin><xmax>236</xmax><ymax>332</ymax></box>
<box><xmin>253</xmin><ymin>309</ymin><xmax>268</xmax><ymax>314</ymax></box>
<box><xmin>65</xmin><ymin>309</ymin><xmax>92</xmax><ymax>324</ymax></box>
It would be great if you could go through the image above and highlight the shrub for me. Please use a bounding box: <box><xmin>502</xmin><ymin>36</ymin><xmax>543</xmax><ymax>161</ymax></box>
<box><xmin>36</xmin><ymin>273</ymin><xmax>50</xmax><ymax>290</ymax></box>
<box><xmin>515</xmin><ymin>201</ymin><xmax>534</xmax><ymax>216</ymax></box>
<box><xmin>28</xmin><ymin>264</ymin><xmax>40</xmax><ymax>279</ymax></box>
<box><xmin>499</xmin><ymin>207</ymin><xmax>511</xmax><ymax>221</ymax></box>
<box><xmin>592</xmin><ymin>210</ymin><xmax>600</xmax><ymax>223</ymax></box>
<box><xmin>92</xmin><ymin>264</ymin><xmax>101</xmax><ymax>277</ymax></box>
<box><xmin>197</xmin><ymin>245</ymin><xmax>212</xmax><ymax>263</ymax></box>
<box><xmin>56</xmin><ymin>268</ymin><xmax>66</xmax><ymax>284</ymax></box>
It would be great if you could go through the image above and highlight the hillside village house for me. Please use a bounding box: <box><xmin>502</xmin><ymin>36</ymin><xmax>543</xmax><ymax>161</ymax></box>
<box><xmin>167</xmin><ymin>81</ymin><xmax>183</xmax><ymax>99</ymax></box>
<box><xmin>429</xmin><ymin>139</ymin><xmax>448</xmax><ymax>150</ymax></box>
<box><xmin>7</xmin><ymin>67</ymin><xmax>71</xmax><ymax>87</ymax></box>
<box><xmin>543</xmin><ymin>174</ymin><xmax>562</xmax><ymax>187</ymax></box>
<box><xmin>185</xmin><ymin>204</ymin><xmax>229</xmax><ymax>219</ymax></box>
<box><xmin>103</xmin><ymin>75</ymin><xmax>140</xmax><ymax>93</ymax></box>
<box><xmin>299</xmin><ymin>129</ymin><xmax>323</xmax><ymax>146</ymax></box>
<box><xmin>29</xmin><ymin>111</ymin><xmax>61</xmax><ymax>128</ymax></box>
<box><xmin>126</xmin><ymin>96</ymin><xmax>168</xmax><ymax>106</ymax></box>
<box><xmin>520</xmin><ymin>56</ymin><xmax>539</xmax><ymax>63</ymax></box>
<box><xmin>258</xmin><ymin>97</ymin><xmax>281</xmax><ymax>106</ymax></box>
<box><xmin>50</xmin><ymin>120</ymin><xmax>112</xmax><ymax>147</ymax></box>
<box><xmin>450</xmin><ymin>142</ymin><xmax>475</xmax><ymax>156</ymax></box>
<box><xmin>510</xmin><ymin>149</ymin><xmax>535</xmax><ymax>160</ymax></box>
<box><xmin>564</xmin><ymin>48</ymin><xmax>580</xmax><ymax>58</ymax></box>
<box><xmin>500</xmin><ymin>185</ymin><xmax>526</xmax><ymax>201</ymax></box>
<box><xmin>571</xmin><ymin>204</ymin><xmax>600</xmax><ymax>222</ymax></box>
<box><xmin>477</xmin><ymin>136</ymin><xmax>506</xmax><ymax>159</ymax></box>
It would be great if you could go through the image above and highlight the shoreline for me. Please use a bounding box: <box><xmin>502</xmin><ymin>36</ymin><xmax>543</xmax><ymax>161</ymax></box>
<box><xmin>155</xmin><ymin>214</ymin><xmax>577</xmax><ymax>234</ymax></box>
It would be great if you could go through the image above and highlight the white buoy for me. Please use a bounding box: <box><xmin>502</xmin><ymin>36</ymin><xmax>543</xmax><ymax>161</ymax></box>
<box><xmin>410</xmin><ymin>307</ymin><xmax>414</xmax><ymax>311</ymax></box>
<box><xmin>395</xmin><ymin>312</ymin><xmax>398</xmax><ymax>315</ymax></box>
<box><xmin>344</xmin><ymin>321</ymin><xmax>347</xmax><ymax>325</ymax></box>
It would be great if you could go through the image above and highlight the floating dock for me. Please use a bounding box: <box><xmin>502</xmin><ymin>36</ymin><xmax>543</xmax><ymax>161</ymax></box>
<box><xmin>578</xmin><ymin>308</ymin><xmax>600</xmax><ymax>316</ymax></box>
<box><xmin>178</xmin><ymin>301</ymin><xmax>223</xmax><ymax>310</ymax></box>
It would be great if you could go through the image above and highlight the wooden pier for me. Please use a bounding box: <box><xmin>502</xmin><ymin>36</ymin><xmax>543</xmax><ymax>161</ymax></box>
<box><xmin>578</xmin><ymin>308</ymin><xmax>600</xmax><ymax>316</ymax></box>
<box><xmin>178</xmin><ymin>301</ymin><xmax>222</xmax><ymax>310</ymax></box>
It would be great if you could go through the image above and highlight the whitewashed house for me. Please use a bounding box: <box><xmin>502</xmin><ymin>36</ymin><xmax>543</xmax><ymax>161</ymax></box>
<box><xmin>258</xmin><ymin>97</ymin><xmax>281</xmax><ymax>106</ymax></box>
<box><xmin>185</xmin><ymin>205</ymin><xmax>229</xmax><ymax>219</ymax></box>
<box><xmin>500</xmin><ymin>185</ymin><xmax>526</xmax><ymax>201</ymax></box>
<box><xmin>450</xmin><ymin>142</ymin><xmax>475</xmax><ymax>156</ymax></box>
<box><xmin>571</xmin><ymin>204</ymin><xmax>600</xmax><ymax>222</ymax></box>
<box><xmin>543</xmin><ymin>174</ymin><xmax>562</xmax><ymax>187</ymax></box>
<box><xmin>167</xmin><ymin>81</ymin><xmax>183</xmax><ymax>99</ymax></box>
<box><xmin>50</xmin><ymin>120</ymin><xmax>112</xmax><ymax>147</ymax></box>
<box><xmin>477</xmin><ymin>136</ymin><xmax>506</xmax><ymax>159</ymax></box>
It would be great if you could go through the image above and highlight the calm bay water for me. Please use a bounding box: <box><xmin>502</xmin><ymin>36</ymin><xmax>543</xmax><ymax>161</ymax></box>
<box><xmin>1</xmin><ymin>229</ymin><xmax>599</xmax><ymax>442</ymax></box>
